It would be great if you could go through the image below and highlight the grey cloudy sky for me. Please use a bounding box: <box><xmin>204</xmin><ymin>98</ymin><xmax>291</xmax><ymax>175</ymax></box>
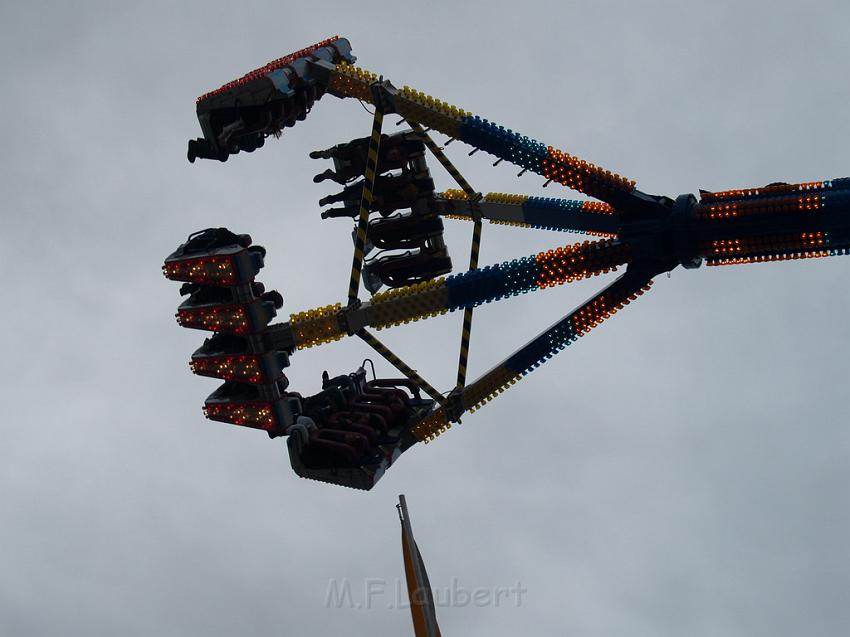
<box><xmin>1</xmin><ymin>1</ymin><xmax>848</xmax><ymax>635</ymax></box>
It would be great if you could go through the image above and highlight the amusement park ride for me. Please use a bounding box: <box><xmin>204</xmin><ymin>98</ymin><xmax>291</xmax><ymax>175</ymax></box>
<box><xmin>164</xmin><ymin>37</ymin><xmax>850</xmax><ymax>490</ymax></box>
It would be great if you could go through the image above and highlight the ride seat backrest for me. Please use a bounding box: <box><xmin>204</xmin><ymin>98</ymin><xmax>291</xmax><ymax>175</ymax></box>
<box><xmin>326</xmin><ymin>412</ymin><xmax>379</xmax><ymax>442</ymax></box>
<box><xmin>367</xmin><ymin>379</ymin><xmax>423</xmax><ymax>400</ymax></box>
<box><xmin>346</xmin><ymin>398</ymin><xmax>396</xmax><ymax>427</ymax></box>
<box><xmin>314</xmin><ymin>428</ymin><xmax>370</xmax><ymax>455</ymax></box>
<box><xmin>360</xmin><ymin>387</ymin><xmax>409</xmax><ymax>413</ymax></box>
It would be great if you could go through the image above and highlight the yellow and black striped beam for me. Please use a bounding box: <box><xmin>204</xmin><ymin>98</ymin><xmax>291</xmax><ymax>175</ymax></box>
<box><xmin>356</xmin><ymin>328</ymin><xmax>447</xmax><ymax>408</ymax></box>
<box><xmin>346</xmin><ymin>94</ymin><xmax>384</xmax><ymax>304</ymax></box>
<box><xmin>456</xmin><ymin>211</ymin><xmax>482</xmax><ymax>389</ymax></box>
<box><xmin>325</xmin><ymin>62</ymin><xmax>636</xmax><ymax>205</ymax></box>
<box><xmin>407</xmin><ymin>121</ymin><xmax>474</xmax><ymax>194</ymax></box>
<box><xmin>405</xmin><ymin>121</ymin><xmax>483</xmax><ymax>389</ymax></box>
<box><xmin>410</xmin><ymin>270</ymin><xmax>654</xmax><ymax>442</ymax></box>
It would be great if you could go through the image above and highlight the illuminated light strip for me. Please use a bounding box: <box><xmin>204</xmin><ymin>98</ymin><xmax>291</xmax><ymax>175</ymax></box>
<box><xmin>697</xmin><ymin>193</ymin><xmax>827</xmax><ymax>220</ymax></box>
<box><xmin>524</xmin><ymin>198</ymin><xmax>616</xmax><ymax>233</ymax></box>
<box><xmin>440</xmin><ymin>189</ymin><xmax>473</xmax><ymax>201</ymax></box>
<box><xmin>700</xmin><ymin>180</ymin><xmax>829</xmax><ymax>204</ymax></box>
<box><xmin>202</xmin><ymin>393</ymin><xmax>298</xmax><ymax>436</ymax></box>
<box><xmin>289</xmin><ymin>303</ymin><xmax>344</xmax><ymax>348</ymax></box>
<box><xmin>483</xmin><ymin>192</ymin><xmax>529</xmax><ymax>205</ymax></box>
<box><xmin>701</xmin><ymin>232</ymin><xmax>829</xmax><ymax>259</ymax></box>
<box><xmin>162</xmin><ymin>255</ymin><xmax>240</xmax><ymax>286</ymax></box>
<box><xmin>459</xmin><ymin>116</ymin><xmax>548</xmax><ymax>174</ymax></box>
<box><xmin>801</xmin><ymin>231</ymin><xmax>828</xmax><ymax>248</ymax></box>
<box><xmin>459</xmin><ymin>117</ymin><xmax>636</xmax><ymax>199</ymax></box>
<box><xmin>395</xmin><ymin>88</ymin><xmax>470</xmax><ymax>139</ymax></box>
<box><xmin>572</xmin><ymin>295</ymin><xmax>611</xmax><ymax>336</ymax></box>
<box><xmin>534</xmin><ymin>240</ymin><xmax>628</xmax><ymax>289</ymax></box>
<box><xmin>366</xmin><ymin>278</ymin><xmax>449</xmax><ymax>330</ymax></box>
<box><xmin>700</xmin><ymin>201</ymin><xmax>740</xmax><ymax>220</ymax></box>
<box><xmin>358</xmin><ymin>242</ymin><xmax>623</xmax><ymax>335</ymax></box>
<box><xmin>190</xmin><ymin>347</ymin><xmax>288</xmax><ymax>385</ymax></box>
<box><xmin>411</xmin><ymin>274</ymin><xmax>654</xmax><ymax>442</ymax></box>
<box><xmin>458</xmin><ymin>117</ymin><xmax>637</xmax><ymax>198</ymax></box>
<box><xmin>190</xmin><ymin>355</ymin><xmax>266</xmax><ymax>384</ymax></box>
<box><xmin>323</xmin><ymin>65</ymin><xmax>635</xmax><ymax>199</ymax></box>
<box><xmin>327</xmin><ymin>62</ymin><xmax>378</xmax><ymax>101</ymax></box>
<box><xmin>203</xmin><ymin>402</ymin><xmax>278</xmax><ymax>431</ymax></box>
<box><xmin>163</xmin><ymin>245</ymin><xmax>264</xmax><ymax>287</ymax></box>
<box><xmin>370</xmin><ymin>304</ymin><xmax>448</xmax><ymax>330</ymax></box>
<box><xmin>367</xmin><ymin>301</ymin><xmax>448</xmax><ymax>330</ymax></box>
<box><xmin>411</xmin><ymin>369</ymin><xmax>522</xmax><ymax>443</ymax></box>
<box><xmin>409</xmin><ymin>408</ymin><xmax>451</xmax><ymax>443</ymax></box>
<box><xmin>290</xmin><ymin>241</ymin><xmax>630</xmax><ymax>346</ymax></box>
<box><xmin>697</xmin><ymin>181</ymin><xmax>850</xmax><ymax>222</ymax></box>
<box><xmin>705</xmin><ymin>239</ymin><xmax>744</xmax><ymax>255</ymax></box>
<box><xmin>329</xmin><ymin>66</ymin><xmax>472</xmax><ymax>139</ymax></box>
<box><xmin>504</xmin><ymin>278</ymin><xmax>653</xmax><ymax>377</ymax></box>
<box><xmin>541</xmin><ymin>147</ymin><xmax>635</xmax><ymax>200</ymax></box>
<box><xmin>440</xmin><ymin>239</ymin><xmax>628</xmax><ymax>311</ymax></box>
<box><xmin>347</xmin><ymin>100</ymin><xmax>385</xmax><ymax>303</ymax></box>
<box><xmin>701</xmin><ymin>231</ymin><xmax>845</xmax><ymax>265</ymax></box>
<box><xmin>443</xmin><ymin>257</ymin><xmax>539</xmax><ymax>310</ymax></box>
<box><xmin>176</xmin><ymin>304</ymin><xmax>251</xmax><ymax>334</ymax></box>
<box><xmin>370</xmin><ymin>277</ymin><xmax>447</xmax><ymax>303</ymax></box>
<box><xmin>799</xmin><ymin>194</ymin><xmax>823</xmax><ymax>211</ymax></box>
<box><xmin>443</xmin><ymin>214</ymin><xmax>558</xmax><ymax>232</ymax></box>
<box><xmin>464</xmin><ymin>367</ymin><xmax>522</xmax><ymax>414</ymax></box>
<box><xmin>706</xmin><ymin>252</ymin><xmax>832</xmax><ymax>266</ymax></box>
<box><xmin>489</xmin><ymin>219</ymin><xmax>534</xmax><ymax>229</ymax></box>
<box><xmin>438</xmin><ymin>191</ymin><xmax>618</xmax><ymax>235</ymax></box>
<box><xmin>197</xmin><ymin>37</ymin><xmax>340</xmax><ymax>103</ymax></box>
<box><xmin>442</xmin><ymin>213</ymin><xmax>474</xmax><ymax>221</ymax></box>
<box><xmin>582</xmin><ymin>201</ymin><xmax>616</xmax><ymax>214</ymax></box>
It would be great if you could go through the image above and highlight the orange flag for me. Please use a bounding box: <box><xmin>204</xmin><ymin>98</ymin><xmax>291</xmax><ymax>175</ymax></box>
<box><xmin>398</xmin><ymin>495</ymin><xmax>442</xmax><ymax>637</ymax></box>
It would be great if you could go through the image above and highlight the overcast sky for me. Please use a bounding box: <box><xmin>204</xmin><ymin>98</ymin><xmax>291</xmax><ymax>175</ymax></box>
<box><xmin>1</xmin><ymin>1</ymin><xmax>848</xmax><ymax>635</ymax></box>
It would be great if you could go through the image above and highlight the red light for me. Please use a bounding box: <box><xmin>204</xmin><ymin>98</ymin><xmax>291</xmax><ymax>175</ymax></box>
<box><xmin>162</xmin><ymin>243</ymin><xmax>263</xmax><ymax>286</ymax></box>
<box><xmin>190</xmin><ymin>355</ymin><xmax>265</xmax><ymax>383</ymax></box>
<box><xmin>163</xmin><ymin>254</ymin><xmax>238</xmax><ymax>286</ymax></box>
<box><xmin>204</xmin><ymin>402</ymin><xmax>277</xmax><ymax>431</ymax></box>
<box><xmin>196</xmin><ymin>36</ymin><xmax>340</xmax><ymax>103</ymax></box>
<box><xmin>176</xmin><ymin>304</ymin><xmax>249</xmax><ymax>334</ymax></box>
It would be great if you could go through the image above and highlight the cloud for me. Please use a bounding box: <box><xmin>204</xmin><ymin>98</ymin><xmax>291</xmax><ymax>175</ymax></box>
<box><xmin>1</xmin><ymin>2</ymin><xmax>848</xmax><ymax>635</ymax></box>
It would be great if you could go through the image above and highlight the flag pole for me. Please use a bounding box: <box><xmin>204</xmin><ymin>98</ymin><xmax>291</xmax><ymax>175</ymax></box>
<box><xmin>397</xmin><ymin>494</ymin><xmax>441</xmax><ymax>637</ymax></box>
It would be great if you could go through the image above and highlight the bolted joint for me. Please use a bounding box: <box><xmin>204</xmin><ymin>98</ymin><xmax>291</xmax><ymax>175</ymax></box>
<box><xmin>444</xmin><ymin>388</ymin><xmax>465</xmax><ymax>423</ymax></box>
<box><xmin>618</xmin><ymin>189</ymin><xmax>702</xmax><ymax>275</ymax></box>
<box><xmin>369</xmin><ymin>79</ymin><xmax>398</xmax><ymax>114</ymax></box>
